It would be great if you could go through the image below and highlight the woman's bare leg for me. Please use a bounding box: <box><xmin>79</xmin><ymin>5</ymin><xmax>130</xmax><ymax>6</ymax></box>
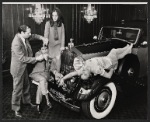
<box><xmin>117</xmin><ymin>44</ymin><xmax>133</xmax><ymax>59</ymax></box>
<box><xmin>108</xmin><ymin>44</ymin><xmax>129</xmax><ymax>58</ymax></box>
<box><xmin>56</xmin><ymin>55</ymin><xmax>61</xmax><ymax>72</ymax></box>
<box><xmin>115</xmin><ymin>44</ymin><xmax>130</xmax><ymax>54</ymax></box>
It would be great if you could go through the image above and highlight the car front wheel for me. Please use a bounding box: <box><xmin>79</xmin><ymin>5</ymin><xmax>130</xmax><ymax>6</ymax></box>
<box><xmin>81</xmin><ymin>82</ymin><xmax>117</xmax><ymax>119</ymax></box>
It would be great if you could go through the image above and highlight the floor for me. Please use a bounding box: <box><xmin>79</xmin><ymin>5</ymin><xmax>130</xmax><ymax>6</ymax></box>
<box><xmin>2</xmin><ymin>75</ymin><xmax>147</xmax><ymax>120</ymax></box>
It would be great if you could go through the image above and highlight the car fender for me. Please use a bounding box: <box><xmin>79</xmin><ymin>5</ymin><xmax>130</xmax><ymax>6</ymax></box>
<box><xmin>115</xmin><ymin>54</ymin><xmax>140</xmax><ymax>87</ymax></box>
<box><xmin>76</xmin><ymin>77</ymin><xmax>111</xmax><ymax>101</ymax></box>
<box><xmin>116</xmin><ymin>54</ymin><xmax>140</xmax><ymax>75</ymax></box>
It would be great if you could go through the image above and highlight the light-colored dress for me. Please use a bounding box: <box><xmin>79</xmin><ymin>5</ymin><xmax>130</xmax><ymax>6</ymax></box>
<box><xmin>73</xmin><ymin>45</ymin><xmax>132</xmax><ymax>77</ymax></box>
<box><xmin>73</xmin><ymin>55</ymin><xmax>118</xmax><ymax>76</ymax></box>
<box><xmin>44</xmin><ymin>21</ymin><xmax>65</xmax><ymax>58</ymax></box>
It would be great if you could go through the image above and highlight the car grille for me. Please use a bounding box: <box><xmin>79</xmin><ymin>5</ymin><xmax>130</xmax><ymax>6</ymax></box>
<box><xmin>60</xmin><ymin>49</ymin><xmax>77</xmax><ymax>75</ymax></box>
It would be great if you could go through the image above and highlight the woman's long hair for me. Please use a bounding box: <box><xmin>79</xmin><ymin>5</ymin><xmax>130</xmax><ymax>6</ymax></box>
<box><xmin>49</xmin><ymin>7</ymin><xmax>63</xmax><ymax>27</ymax></box>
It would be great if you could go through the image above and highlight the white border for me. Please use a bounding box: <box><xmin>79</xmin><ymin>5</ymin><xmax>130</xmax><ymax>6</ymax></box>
<box><xmin>2</xmin><ymin>2</ymin><xmax>148</xmax><ymax>4</ymax></box>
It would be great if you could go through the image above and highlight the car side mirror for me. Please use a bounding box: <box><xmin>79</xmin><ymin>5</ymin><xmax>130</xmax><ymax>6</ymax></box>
<box><xmin>116</xmin><ymin>29</ymin><xmax>122</xmax><ymax>35</ymax></box>
<box><xmin>93</xmin><ymin>35</ymin><xmax>98</xmax><ymax>41</ymax></box>
<box><xmin>140</xmin><ymin>41</ymin><xmax>147</xmax><ymax>47</ymax></box>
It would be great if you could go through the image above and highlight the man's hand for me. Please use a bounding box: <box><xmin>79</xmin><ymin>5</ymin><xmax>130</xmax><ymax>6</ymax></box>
<box><xmin>58</xmin><ymin>78</ymin><xmax>64</xmax><ymax>87</ymax></box>
<box><xmin>55</xmin><ymin>71</ymin><xmax>63</xmax><ymax>81</ymax></box>
<box><xmin>60</xmin><ymin>47</ymin><xmax>65</xmax><ymax>51</ymax></box>
<box><xmin>43</xmin><ymin>53</ymin><xmax>49</xmax><ymax>61</ymax></box>
<box><xmin>36</xmin><ymin>55</ymin><xmax>44</xmax><ymax>61</ymax></box>
<box><xmin>43</xmin><ymin>38</ymin><xmax>49</xmax><ymax>46</ymax></box>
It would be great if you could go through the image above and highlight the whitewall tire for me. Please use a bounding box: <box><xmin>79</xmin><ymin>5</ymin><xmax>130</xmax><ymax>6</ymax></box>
<box><xmin>82</xmin><ymin>82</ymin><xmax>117</xmax><ymax>119</ymax></box>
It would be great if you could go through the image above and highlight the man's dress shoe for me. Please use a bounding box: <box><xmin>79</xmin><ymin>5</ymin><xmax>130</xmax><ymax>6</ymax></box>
<box><xmin>15</xmin><ymin>111</ymin><xmax>22</xmax><ymax>118</ymax></box>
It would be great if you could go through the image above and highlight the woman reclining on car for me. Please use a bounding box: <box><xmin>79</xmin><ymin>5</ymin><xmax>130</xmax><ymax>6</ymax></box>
<box><xmin>58</xmin><ymin>44</ymin><xmax>133</xmax><ymax>87</ymax></box>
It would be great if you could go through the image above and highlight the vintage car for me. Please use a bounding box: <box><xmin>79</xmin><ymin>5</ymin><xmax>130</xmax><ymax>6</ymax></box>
<box><xmin>32</xmin><ymin>22</ymin><xmax>148</xmax><ymax>119</ymax></box>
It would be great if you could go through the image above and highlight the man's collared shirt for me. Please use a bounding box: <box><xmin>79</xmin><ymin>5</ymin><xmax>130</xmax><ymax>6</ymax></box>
<box><xmin>19</xmin><ymin>34</ymin><xmax>27</xmax><ymax>49</ymax></box>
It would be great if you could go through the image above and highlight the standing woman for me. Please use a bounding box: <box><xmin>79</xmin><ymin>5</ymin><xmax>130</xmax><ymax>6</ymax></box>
<box><xmin>44</xmin><ymin>7</ymin><xmax>65</xmax><ymax>72</ymax></box>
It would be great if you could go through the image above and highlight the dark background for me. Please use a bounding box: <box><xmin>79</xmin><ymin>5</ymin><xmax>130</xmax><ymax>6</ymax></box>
<box><xmin>1</xmin><ymin>2</ymin><xmax>149</xmax><ymax>120</ymax></box>
<box><xmin>2</xmin><ymin>4</ymin><xmax>147</xmax><ymax>75</ymax></box>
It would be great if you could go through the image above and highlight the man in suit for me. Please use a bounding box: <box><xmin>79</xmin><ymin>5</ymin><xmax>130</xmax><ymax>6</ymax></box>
<box><xmin>10</xmin><ymin>25</ymin><xmax>48</xmax><ymax>118</ymax></box>
<box><xmin>29</xmin><ymin>46</ymin><xmax>63</xmax><ymax>114</ymax></box>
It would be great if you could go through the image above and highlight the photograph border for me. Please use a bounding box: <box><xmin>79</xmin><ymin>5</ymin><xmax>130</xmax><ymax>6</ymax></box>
<box><xmin>1</xmin><ymin>0</ymin><xmax>149</xmax><ymax>122</ymax></box>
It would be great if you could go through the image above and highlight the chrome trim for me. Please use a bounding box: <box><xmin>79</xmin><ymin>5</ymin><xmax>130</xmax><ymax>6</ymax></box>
<box><xmin>98</xmin><ymin>27</ymin><xmax>103</xmax><ymax>40</ymax></box>
<box><xmin>49</xmin><ymin>88</ymin><xmax>80</xmax><ymax>112</ymax></box>
<box><xmin>98</xmin><ymin>26</ymin><xmax>141</xmax><ymax>44</ymax></box>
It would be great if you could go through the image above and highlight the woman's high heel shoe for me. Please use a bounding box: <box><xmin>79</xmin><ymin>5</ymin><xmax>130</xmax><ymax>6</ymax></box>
<box><xmin>47</xmin><ymin>102</ymin><xmax>52</xmax><ymax>110</ymax></box>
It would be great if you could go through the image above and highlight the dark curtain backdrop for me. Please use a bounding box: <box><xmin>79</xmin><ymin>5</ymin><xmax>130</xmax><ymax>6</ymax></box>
<box><xmin>2</xmin><ymin>4</ymin><xmax>147</xmax><ymax>72</ymax></box>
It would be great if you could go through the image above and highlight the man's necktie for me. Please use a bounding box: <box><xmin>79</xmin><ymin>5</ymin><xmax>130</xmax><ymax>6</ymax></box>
<box><xmin>25</xmin><ymin>39</ymin><xmax>29</xmax><ymax>56</ymax></box>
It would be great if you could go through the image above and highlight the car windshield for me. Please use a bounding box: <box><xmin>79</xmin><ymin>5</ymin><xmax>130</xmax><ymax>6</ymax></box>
<box><xmin>99</xmin><ymin>27</ymin><xmax>140</xmax><ymax>43</ymax></box>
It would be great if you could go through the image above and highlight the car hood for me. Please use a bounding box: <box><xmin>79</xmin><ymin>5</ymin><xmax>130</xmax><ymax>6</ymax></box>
<box><xmin>70</xmin><ymin>39</ymin><xmax>128</xmax><ymax>60</ymax></box>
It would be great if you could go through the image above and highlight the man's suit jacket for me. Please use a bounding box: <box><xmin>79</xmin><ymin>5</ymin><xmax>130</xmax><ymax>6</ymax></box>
<box><xmin>10</xmin><ymin>33</ymin><xmax>42</xmax><ymax>77</ymax></box>
<box><xmin>29</xmin><ymin>51</ymin><xmax>52</xmax><ymax>80</ymax></box>
<box><xmin>30</xmin><ymin>51</ymin><xmax>50</xmax><ymax>74</ymax></box>
<box><xmin>29</xmin><ymin>50</ymin><xmax>57</xmax><ymax>78</ymax></box>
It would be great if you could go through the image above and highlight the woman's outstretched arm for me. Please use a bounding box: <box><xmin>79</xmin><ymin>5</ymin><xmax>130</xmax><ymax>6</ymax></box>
<box><xmin>59</xmin><ymin>71</ymin><xmax>78</xmax><ymax>86</ymax></box>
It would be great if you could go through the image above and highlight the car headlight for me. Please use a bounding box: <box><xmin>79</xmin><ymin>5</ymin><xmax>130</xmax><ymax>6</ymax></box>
<box><xmin>70</xmin><ymin>77</ymin><xmax>76</xmax><ymax>83</ymax></box>
<box><xmin>79</xmin><ymin>87</ymin><xmax>91</xmax><ymax>95</ymax></box>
